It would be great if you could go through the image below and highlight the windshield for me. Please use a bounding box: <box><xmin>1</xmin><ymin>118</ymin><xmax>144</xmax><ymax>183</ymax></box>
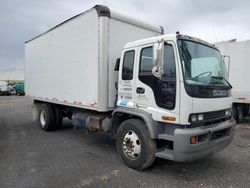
<box><xmin>178</xmin><ymin>39</ymin><xmax>230</xmax><ymax>88</ymax></box>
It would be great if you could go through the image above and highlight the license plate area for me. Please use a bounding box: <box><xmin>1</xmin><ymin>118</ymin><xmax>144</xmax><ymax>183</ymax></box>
<box><xmin>211</xmin><ymin>127</ymin><xmax>231</xmax><ymax>141</ymax></box>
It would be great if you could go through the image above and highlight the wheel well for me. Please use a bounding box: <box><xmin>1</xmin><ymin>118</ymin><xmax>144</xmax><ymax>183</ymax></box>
<box><xmin>34</xmin><ymin>100</ymin><xmax>72</xmax><ymax>118</ymax></box>
<box><xmin>111</xmin><ymin>112</ymin><xmax>145</xmax><ymax>137</ymax></box>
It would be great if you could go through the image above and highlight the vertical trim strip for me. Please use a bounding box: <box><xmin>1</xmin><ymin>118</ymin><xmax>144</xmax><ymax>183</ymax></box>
<box><xmin>98</xmin><ymin>17</ymin><xmax>109</xmax><ymax>111</ymax></box>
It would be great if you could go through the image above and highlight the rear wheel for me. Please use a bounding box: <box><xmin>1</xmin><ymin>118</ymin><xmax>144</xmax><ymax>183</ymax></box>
<box><xmin>116</xmin><ymin>119</ymin><xmax>156</xmax><ymax>170</ymax></box>
<box><xmin>54</xmin><ymin>105</ymin><xmax>63</xmax><ymax>129</ymax></box>
<box><xmin>39</xmin><ymin>103</ymin><xmax>56</xmax><ymax>131</ymax></box>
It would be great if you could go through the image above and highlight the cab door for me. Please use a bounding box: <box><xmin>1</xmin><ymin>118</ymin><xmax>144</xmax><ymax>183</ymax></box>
<box><xmin>134</xmin><ymin>42</ymin><xmax>177</xmax><ymax>111</ymax></box>
<box><xmin>117</xmin><ymin>49</ymin><xmax>136</xmax><ymax>107</ymax></box>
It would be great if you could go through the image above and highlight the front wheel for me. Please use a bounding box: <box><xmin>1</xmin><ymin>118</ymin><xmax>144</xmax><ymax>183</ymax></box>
<box><xmin>116</xmin><ymin>119</ymin><xmax>156</xmax><ymax>170</ymax></box>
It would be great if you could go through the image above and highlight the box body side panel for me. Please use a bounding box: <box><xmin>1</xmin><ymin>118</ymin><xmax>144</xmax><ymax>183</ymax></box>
<box><xmin>25</xmin><ymin>10</ymin><xmax>99</xmax><ymax>109</ymax></box>
<box><xmin>216</xmin><ymin>41</ymin><xmax>250</xmax><ymax>103</ymax></box>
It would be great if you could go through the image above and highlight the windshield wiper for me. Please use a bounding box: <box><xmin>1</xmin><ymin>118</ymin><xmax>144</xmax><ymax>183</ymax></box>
<box><xmin>211</xmin><ymin>76</ymin><xmax>232</xmax><ymax>89</ymax></box>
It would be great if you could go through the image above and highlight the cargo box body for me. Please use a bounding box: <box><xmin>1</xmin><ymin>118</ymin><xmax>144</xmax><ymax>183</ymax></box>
<box><xmin>216</xmin><ymin>40</ymin><xmax>250</xmax><ymax>104</ymax></box>
<box><xmin>25</xmin><ymin>5</ymin><xmax>162</xmax><ymax>111</ymax></box>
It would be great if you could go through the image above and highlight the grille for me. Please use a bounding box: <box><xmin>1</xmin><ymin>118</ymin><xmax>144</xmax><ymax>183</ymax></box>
<box><xmin>203</xmin><ymin>110</ymin><xmax>226</xmax><ymax>120</ymax></box>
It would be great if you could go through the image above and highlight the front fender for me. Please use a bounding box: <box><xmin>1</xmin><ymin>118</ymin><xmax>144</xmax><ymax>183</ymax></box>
<box><xmin>112</xmin><ymin>107</ymin><xmax>164</xmax><ymax>138</ymax></box>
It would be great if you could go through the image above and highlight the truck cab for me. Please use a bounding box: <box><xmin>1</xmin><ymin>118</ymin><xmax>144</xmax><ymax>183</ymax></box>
<box><xmin>114</xmin><ymin>33</ymin><xmax>235</xmax><ymax>168</ymax></box>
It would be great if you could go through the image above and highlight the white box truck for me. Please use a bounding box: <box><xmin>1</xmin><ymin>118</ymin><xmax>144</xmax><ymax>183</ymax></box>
<box><xmin>216</xmin><ymin>40</ymin><xmax>250</xmax><ymax>121</ymax></box>
<box><xmin>25</xmin><ymin>5</ymin><xmax>235</xmax><ymax>170</ymax></box>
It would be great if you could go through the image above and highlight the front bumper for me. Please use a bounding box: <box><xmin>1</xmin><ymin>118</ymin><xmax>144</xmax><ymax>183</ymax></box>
<box><xmin>156</xmin><ymin>118</ymin><xmax>235</xmax><ymax>162</ymax></box>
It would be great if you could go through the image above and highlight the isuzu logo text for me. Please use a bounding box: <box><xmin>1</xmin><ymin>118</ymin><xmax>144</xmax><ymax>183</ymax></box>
<box><xmin>212</xmin><ymin>90</ymin><xmax>227</xmax><ymax>97</ymax></box>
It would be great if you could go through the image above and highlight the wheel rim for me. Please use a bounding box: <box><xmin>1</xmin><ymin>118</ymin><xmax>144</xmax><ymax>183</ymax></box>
<box><xmin>122</xmin><ymin>130</ymin><xmax>141</xmax><ymax>159</ymax></box>
<box><xmin>40</xmin><ymin>110</ymin><xmax>46</xmax><ymax>128</ymax></box>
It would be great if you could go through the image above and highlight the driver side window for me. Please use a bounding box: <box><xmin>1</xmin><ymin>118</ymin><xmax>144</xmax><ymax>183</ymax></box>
<box><xmin>139</xmin><ymin>44</ymin><xmax>176</xmax><ymax>110</ymax></box>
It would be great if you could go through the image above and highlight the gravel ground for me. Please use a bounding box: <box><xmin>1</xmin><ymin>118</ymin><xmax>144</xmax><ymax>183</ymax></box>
<box><xmin>0</xmin><ymin>96</ymin><xmax>249</xmax><ymax>188</ymax></box>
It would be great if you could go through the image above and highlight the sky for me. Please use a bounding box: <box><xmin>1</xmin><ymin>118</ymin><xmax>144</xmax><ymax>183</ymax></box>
<box><xmin>0</xmin><ymin>0</ymin><xmax>249</xmax><ymax>71</ymax></box>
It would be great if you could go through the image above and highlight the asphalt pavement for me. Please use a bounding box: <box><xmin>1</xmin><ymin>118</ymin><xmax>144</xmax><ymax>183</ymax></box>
<box><xmin>0</xmin><ymin>96</ymin><xmax>250</xmax><ymax>188</ymax></box>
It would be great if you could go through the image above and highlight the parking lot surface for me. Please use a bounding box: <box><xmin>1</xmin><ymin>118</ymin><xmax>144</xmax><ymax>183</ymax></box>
<box><xmin>0</xmin><ymin>97</ymin><xmax>250</xmax><ymax>188</ymax></box>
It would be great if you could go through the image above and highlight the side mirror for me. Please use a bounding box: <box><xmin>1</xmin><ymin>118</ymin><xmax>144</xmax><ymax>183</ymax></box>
<box><xmin>223</xmin><ymin>55</ymin><xmax>230</xmax><ymax>76</ymax></box>
<box><xmin>152</xmin><ymin>39</ymin><xmax>164</xmax><ymax>78</ymax></box>
<box><xmin>114</xmin><ymin>58</ymin><xmax>120</xmax><ymax>71</ymax></box>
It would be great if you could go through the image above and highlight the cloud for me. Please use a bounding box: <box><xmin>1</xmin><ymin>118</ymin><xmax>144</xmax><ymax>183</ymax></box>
<box><xmin>0</xmin><ymin>0</ymin><xmax>249</xmax><ymax>71</ymax></box>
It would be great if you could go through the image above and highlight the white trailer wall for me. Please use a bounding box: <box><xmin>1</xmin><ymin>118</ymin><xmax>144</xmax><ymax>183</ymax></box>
<box><xmin>216</xmin><ymin>40</ymin><xmax>250</xmax><ymax>103</ymax></box>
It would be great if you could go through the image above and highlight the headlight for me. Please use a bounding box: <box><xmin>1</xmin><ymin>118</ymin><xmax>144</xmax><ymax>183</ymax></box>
<box><xmin>190</xmin><ymin>114</ymin><xmax>204</xmax><ymax>122</ymax></box>
<box><xmin>191</xmin><ymin>114</ymin><xmax>197</xmax><ymax>121</ymax></box>
<box><xmin>225</xmin><ymin>108</ymin><xmax>231</xmax><ymax>116</ymax></box>
<box><xmin>198</xmin><ymin>114</ymin><xmax>204</xmax><ymax>121</ymax></box>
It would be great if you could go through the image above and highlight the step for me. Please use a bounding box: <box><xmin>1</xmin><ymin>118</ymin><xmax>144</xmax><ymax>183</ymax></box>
<box><xmin>155</xmin><ymin>149</ymin><xmax>174</xmax><ymax>160</ymax></box>
<box><xmin>158</xmin><ymin>134</ymin><xmax>174</xmax><ymax>141</ymax></box>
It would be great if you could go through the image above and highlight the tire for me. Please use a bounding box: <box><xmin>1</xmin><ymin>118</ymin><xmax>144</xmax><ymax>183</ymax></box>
<box><xmin>39</xmin><ymin>103</ymin><xmax>56</xmax><ymax>131</ymax></box>
<box><xmin>54</xmin><ymin>105</ymin><xmax>63</xmax><ymax>129</ymax></box>
<box><xmin>232</xmin><ymin>106</ymin><xmax>239</xmax><ymax>122</ymax></box>
<box><xmin>116</xmin><ymin>119</ymin><xmax>156</xmax><ymax>170</ymax></box>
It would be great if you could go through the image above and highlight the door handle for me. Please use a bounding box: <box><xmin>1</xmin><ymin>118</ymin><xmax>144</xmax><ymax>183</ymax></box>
<box><xmin>136</xmin><ymin>87</ymin><xmax>145</xmax><ymax>94</ymax></box>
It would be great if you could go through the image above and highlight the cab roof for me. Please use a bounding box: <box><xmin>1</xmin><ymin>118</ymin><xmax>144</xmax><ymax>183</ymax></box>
<box><xmin>123</xmin><ymin>34</ymin><xmax>216</xmax><ymax>49</ymax></box>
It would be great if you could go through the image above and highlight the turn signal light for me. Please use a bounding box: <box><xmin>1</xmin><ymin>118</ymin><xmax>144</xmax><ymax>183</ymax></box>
<box><xmin>162</xmin><ymin>116</ymin><xmax>176</xmax><ymax>121</ymax></box>
<box><xmin>190</xmin><ymin>136</ymin><xmax>197</xmax><ymax>144</ymax></box>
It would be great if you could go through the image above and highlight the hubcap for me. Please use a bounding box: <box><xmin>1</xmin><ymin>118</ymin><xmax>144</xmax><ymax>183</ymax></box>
<box><xmin>122</xmin><ymin>130</ymin><xmax>141</xmax><ymax>159</ymax></box>
<box><xmin>40</xmin><ymin>110</ymin><xmax>46</xmax><ymax>128</ymax></box>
